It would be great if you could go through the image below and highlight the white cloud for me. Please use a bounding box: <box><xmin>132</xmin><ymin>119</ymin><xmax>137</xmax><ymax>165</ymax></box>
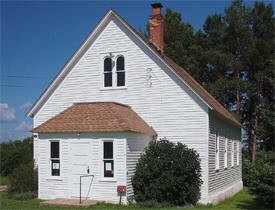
<box><xmin>14</xmin><ymin>121</ymin><xmax>33</xmax><ymax>132</ymax></box>
<box><xmin>20</xmin><ymin>102</ymin><xmax>32</xmax><ymax>110</ymax></box>
<box><xmin>0</xmin><ymin>121</ymin><xmax>32</xmax><ymax>142</ymax></box>
<box><xmin>0</xmin><ymin>103</ymin><xmax>16</xmax><ymax>123</ymax></box>
<box><xmin>0</xmin><ymin>130</ymin><xmax>32</xmax><ymax>142</ymax></box>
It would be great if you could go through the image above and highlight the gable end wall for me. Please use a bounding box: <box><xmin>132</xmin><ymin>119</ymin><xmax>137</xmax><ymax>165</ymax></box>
<box><xmin>33</xmin><ymin>16</ymin><xmax>210</xmax><ymax>202</ymax></box>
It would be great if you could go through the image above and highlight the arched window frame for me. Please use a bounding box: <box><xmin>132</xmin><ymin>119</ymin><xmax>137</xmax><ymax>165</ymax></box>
<box><xmin>115</xmin><ymin>55</ymin><xmax>126</xmax><ymax>87</ymax></box>
<box><xmin>103</xmin><ymin>57</ymin><xmax>113</xmax><ymax>88</ymax></box>
<box><xmin>101</xmin><ymin>54</ymin><xmax>127</xmax><ymax>89</ymax></box>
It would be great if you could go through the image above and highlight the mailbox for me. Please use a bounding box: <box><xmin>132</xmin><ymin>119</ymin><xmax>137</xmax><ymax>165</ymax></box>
<box><xmin>117</xmin><ymin>185</ymin><xmax>126</xmax><ymax>193</ymax></box>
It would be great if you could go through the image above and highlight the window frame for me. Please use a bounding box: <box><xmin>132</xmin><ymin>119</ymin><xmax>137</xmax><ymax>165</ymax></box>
<box><xmin>115</xmin><ymin>55</ymin><xmax>126</xmax><ymax>87</ymax></box>
<box><xmin>237</xmin><ymin>141</ymin><xmax>240</xmax><ymax>166</ymax></box>
<box><xmin>102</xmin><ymin>139</ymin><xmax>115</xmax><ymax>179</ymax></box>
<box><xmin>231</xmin><ymin>140</ymin><xmax>234</xmax><ymax>167</ymax></box>
<box><xmin>101</xmin><ymin>54</ymin><xmax>127</xmax><ymax>90</ymax></box>
<box><xmin>215</xmin><ymin>132</ymin><xmax>220</xmax><ymax>170</ymax></box>
<box><xmin>224</xmin><ymin>137</ymin><xmax>228</xmax><ymax>169</ymax></box>
<box><xmin>103</xmin><ymin>57</ymin><xmax>113</xmax><ymax>88</ymax></box>
<box><xmin>49</xmin><ymin>140</ymin><xmax>60</xmax><ymax>177</ymax></box>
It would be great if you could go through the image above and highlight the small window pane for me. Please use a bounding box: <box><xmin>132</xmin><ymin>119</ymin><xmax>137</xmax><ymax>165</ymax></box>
<box><xmin>104</xmin><ymin>73</ymin><xmax>112</xmax><ymax>87</ymax></box>
<box><xmin>104</xmin><ymin>160</ymin><xmax>114</xmax><ymax>177</ymax></box>
<box><xmin>116</xmin><ymin>57</ymin><xmax>124</xmax><ymax>71</ymax></box>
<box><xmin>104</xmin><ymin>142</ymin><xmax>113</xmax><ymax>159</ymax></box>
<box><xmin>117</xmin><ymin>72</ymin><xmax>125</xmax><ymax>86</ymax></box>
<box><xmin>51</xmin><ymin>160</ymin><xmax>60</xmax><ymax>176</ymax></box>
<box><xmin>51</xmin><ymin>142</ymin><xmax>59</xmax><ymax>158</ymax></box>
<box><xmin>104</xmin><ymin>58</ymin><xmax>112</xmax><ymax>72</ymax></box>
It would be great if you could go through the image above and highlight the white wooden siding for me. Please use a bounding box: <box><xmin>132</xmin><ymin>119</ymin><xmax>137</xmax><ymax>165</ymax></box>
<box><xmin>125</xmin><ymin>133</ymin><xmax>152</xmax><ymax>197</ymax></box>
<box><xmin>37</xmin><ymin>132</ymin><xmax>127</xmax><ymax>204</ymax></box>
<box><xmin>208</xmin><ymin>112</ymin><xmax>242</xmax><ymax>194</ymax></box>
<box><xmin>34</xmin><ymin>16</ymin><xmax>210</xmax><ymax>201</ymax></box>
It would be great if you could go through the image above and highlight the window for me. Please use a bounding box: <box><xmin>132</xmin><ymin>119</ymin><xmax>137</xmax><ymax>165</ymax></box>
<box><xmin>104</xmin><ymin>58</ymin><xmax>112</xmax><ymax>87</ymax></box>
<box><xmin>231</xmin><ymin>140</ymin><xmax>234</xmax><ymax>167</ymax></box>
<box><xmin>50</xmin><ymin>141</ymin><xmax>60</xmax><ymax>176</ymax></box>
<box><xmin>103</xmin><ymin>141</ymin><xmax>114</xmax><ymax>177</ymax></box>
<box><xmin>224</xmin><ymin>137</ymin><xmax>228</xmax><ymax>168</ymax></box>
<box><xmin>237</xmin><ymin>141</ymin><xmax>240</xmax><ymax>166</ymax></box>
<box><xmin>215</xmin><ymin>132</ymin><xmax>219</xmax><ymax>170</ymax></box>
<box><xmin>103</xmin><ymin>55</ymin><xmax>126</xmax><ymax>88</ymax></box>
<box><xmin>116</xmin><ymin>56</ymin><xmax>125</xmax><ymax>87</ymax></box>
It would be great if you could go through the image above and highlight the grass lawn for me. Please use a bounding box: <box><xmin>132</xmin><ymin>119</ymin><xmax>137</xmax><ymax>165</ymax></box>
<box><xmin>0</xmin><ymin>187</ymin><xmax>263</xmax><ymax>210</ymax></box>
<box><xmin>0</xmin><ymin>177</ymin><xmax>10</xmax><ymax>185</ymax></box>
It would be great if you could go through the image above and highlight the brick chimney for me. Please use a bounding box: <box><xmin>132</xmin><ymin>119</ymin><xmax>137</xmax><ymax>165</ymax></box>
<box><xmin>149</xmin><ymin>3</ymin><xmax>164</xmax><ymax>54</ymax></box>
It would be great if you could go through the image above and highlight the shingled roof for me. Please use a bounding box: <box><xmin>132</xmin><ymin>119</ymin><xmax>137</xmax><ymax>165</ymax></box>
<box><xmin>32</xmin><ymin>102</ymin><xmax>157</xmax><ymax>136</ymax></box>
<box><xmin>117</xmin><ymin>11</ymin><xmax>241</xmax><ymax>127</ymax></box>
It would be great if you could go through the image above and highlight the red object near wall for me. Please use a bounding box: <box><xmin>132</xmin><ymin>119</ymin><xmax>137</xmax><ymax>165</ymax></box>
<box><xmin>117</xmin><ymin>185</ymin><xmax>126</xmax><ymax>193</ymax></box>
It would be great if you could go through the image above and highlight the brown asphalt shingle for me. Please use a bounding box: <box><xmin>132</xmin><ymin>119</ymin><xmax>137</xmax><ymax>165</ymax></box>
<box><xmin>32</xmin><ymin>102</ymin><xmax>157</xmax><ymax>136</ymax></box>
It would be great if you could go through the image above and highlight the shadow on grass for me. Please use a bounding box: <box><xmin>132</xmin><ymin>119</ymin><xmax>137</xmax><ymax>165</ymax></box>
<box><xmin>235</xmin><ymin>199</ymin><xmax>266</xmax><ymax>209</ymax></box>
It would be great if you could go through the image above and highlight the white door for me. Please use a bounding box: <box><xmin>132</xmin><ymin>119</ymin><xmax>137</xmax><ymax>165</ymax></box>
<box><xmin>70</xmin><ymin>140</ymin><xmax>93</xmax><ymax>199</ymax></box>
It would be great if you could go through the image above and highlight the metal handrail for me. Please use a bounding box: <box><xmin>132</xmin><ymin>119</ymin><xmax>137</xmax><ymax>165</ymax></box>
<box><xmin>79</xmin><ymin>174</ymin><xmax>94</xmax><ymax>204</ymax></box>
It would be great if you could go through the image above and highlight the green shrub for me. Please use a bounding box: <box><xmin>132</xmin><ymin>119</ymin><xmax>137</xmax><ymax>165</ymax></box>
<box><xmin>8</xmin><ymin>191</ymin><xmax>36</xmax><ymax>200</ymax></box>
<box><xmin>137</xmin><ymin>200</ymin><xmax>172</xmax><ymax>208</ymax></box>
<box><xmin>0</xmin><ymin>176</ymin><xmax>10</xmax><ymax>185</ymax></box>
<box><xmin>132</xmin><ymin>140</ymin><xmax>202</xmax><ymax>206</ymax></box>
<box><xmin>242</xmin><ymin>158</ymin><xmax>257</xmax><ymax>186</ymax></box>
<box><xmin>8</xmin><ymin>160</ymin><xmax>38</xmax><ymax>194</ymax></box>
<box><xmin>242</xmin><ymin>151</ymin><xmax>275</xmax><ymax>208</ymax></box>
<box><xmin>0</xmin><ymin>137</ymin><xmax>33</xmax><ymax>176</ymax></box>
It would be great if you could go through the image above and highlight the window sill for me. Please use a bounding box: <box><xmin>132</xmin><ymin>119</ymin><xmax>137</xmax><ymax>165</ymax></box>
<box><xmin>100</xmin><ymin>87</ymin><xmax>127</xmax><ymax>91</ymax></box>
<box><xmin>46</xmin><ymin>177</ymin><xmax>63</xmax><ymax>181</ymax></box>
<box><xmin>98</xmin><ymin>178</ymin><xmax>117</xmax><ymax>182</ymax></box>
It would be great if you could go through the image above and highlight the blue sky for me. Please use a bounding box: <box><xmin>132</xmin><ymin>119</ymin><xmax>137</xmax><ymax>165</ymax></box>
<box><xmin>0</xmin><ymin>0</ymin><xmax>273</xmax><ymax>142</ymax></box>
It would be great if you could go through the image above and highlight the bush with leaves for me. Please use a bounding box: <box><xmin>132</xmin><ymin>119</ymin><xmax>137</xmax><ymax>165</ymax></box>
<box><xmin>9</xmin><ymin>160</ymin><xmax>38</xmax><ymax>195</ymax></box>
<box><xmin>132</xmin><ymin>140</ymin><xmax>202</xmax><ymax>206</ymax></box>
<box><xmin>242</xmin><ymin>151</ymin><xmax>275</xmax><ymax>208</ymax></box>
<box><xmin>0</xmin><ymin>137</ymin><xmax>33</xmax><ymax>176</ymax></box>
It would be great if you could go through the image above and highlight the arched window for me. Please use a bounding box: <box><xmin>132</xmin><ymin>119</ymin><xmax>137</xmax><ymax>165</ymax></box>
<box><xmin>104</xmin><ymin>58</ymin><xmax>112</xmax><ymax>87</ymax></box>
<box><xmin>116</xmin><ymin>56</ymin><xmax>125</xmax><ymax>87</ymax></box>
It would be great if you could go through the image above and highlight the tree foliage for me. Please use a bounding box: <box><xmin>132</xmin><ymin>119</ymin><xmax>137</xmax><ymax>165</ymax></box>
<box><xmin>132</xmin><ymin>140</ymin><xmax>202</xmax><ymax>206</ymax></box>
<box><xmin>0</xmin><ymin>137</ymin><xmax>33</xmax><ymax>176</ymax></box>
<box><xmin>140</xmin><ymin>0</ymin><xmax>274</xmax><ymax>154</ymax></box>
<box><xmin>242</xmin><ymin>151</ymin><xmax>275</xmax><ymax>208</ymax></box>
<box><xmin>9</xmin><ymin>160</ymin><xmax>38</xmax><ymax>193</ymax></box>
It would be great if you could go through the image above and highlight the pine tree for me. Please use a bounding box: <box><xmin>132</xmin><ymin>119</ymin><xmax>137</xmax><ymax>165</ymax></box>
<box><xmin>245</xmin><ymin>2</ymin><xmax>275</xmax><ymax>161</ymax></box>
<box><xmin>224</xmin><ymin>0</ymin><xmax>252</xmax><ymax>113</ymax></box>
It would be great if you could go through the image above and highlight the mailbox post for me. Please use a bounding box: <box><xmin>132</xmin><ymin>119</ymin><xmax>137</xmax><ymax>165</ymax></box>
<box><xmin>117</xmin><ymin>185</ymin><xmax>126</xmax><ymax>204</ymax></box>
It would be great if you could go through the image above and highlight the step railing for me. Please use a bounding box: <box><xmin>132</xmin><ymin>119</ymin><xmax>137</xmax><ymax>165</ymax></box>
<box><xmin>79</xmin><ymin>174</ymin><xmax>94</xmax><ymax>204</ymax></box>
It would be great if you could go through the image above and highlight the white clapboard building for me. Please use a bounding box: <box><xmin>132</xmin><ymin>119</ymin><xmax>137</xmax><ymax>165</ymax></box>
<box><xmin>27</xmin><ymin>3</ymin><xmax>242</xmax><ymax>205</ymax></box>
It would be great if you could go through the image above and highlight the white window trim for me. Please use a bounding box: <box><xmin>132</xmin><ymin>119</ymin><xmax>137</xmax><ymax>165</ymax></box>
<box><xmin>101</xmin><ymin>54</ymin><xmax>127</xmax><ymax>90</ymax></box>
<box><xmin>231</xmin><ymin>140</ymin><xmax>234</xmax><ymax>167</ymax></box>
<box><xmin>215</xmin><ymin>132</ymin><xmax>220</xmax><ymax>170</ymax></box>
<box><xmin>224</xmin><ymin>137</ymin><xmax>228</xmax><ymax>169</ymax></box>
<box><xmin>237</xmin><ymin>141</ymin><xmax>240</xmax><ymax>166</ymax></box>
<box><xmin>100</xmin><ymin>139</ymin><xmax>117</xmax><ymax>181</ymax></box>
<box><xmin>49</xmin><ymin>140</ymin><xmax>61</xmax><ymax>177</ymax></box>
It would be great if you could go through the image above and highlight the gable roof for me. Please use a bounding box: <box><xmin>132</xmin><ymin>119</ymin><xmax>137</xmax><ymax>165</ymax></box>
<box><xmin>26</xmin><ymin>9</ymin><xmax>241</xmax><ymax>127</ymax></box>
<box><xmin>32</xmin><ymin>102</ymin><xmax>157</xmax><ymax>136</ymax></box>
